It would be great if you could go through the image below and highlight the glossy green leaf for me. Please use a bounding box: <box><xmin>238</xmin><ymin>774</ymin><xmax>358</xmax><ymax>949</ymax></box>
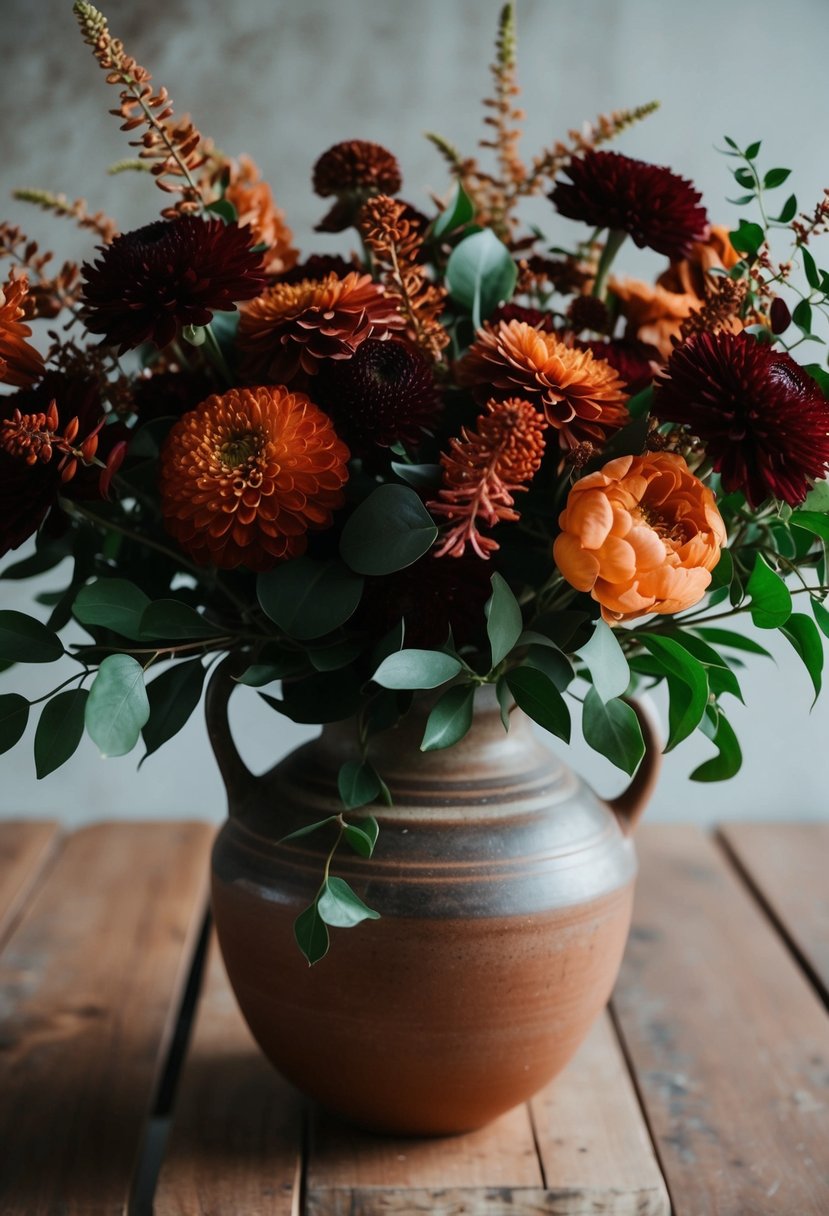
<box><xmin>792</xmin><ymin>298</ymin><xmax>813</xmax><ymax>332</ymax></box>
<box><xmin>343</xmin><ymin>815</ymin><xmax>380</xmax><ymax>858</ymax></box>
<box><xmin>257</xmin><ymin>558</ymin><xmax>364</xmax><ymax>640</ymax></box>
<box><xmin>205</xmin><ymin>197</ymin><xmax>238</xmax><ymax>223</ymax></box>
<box><xmin>745</xmin><ymin>554</ymin><xmax>792</xmax><ymax>628</ymax></box>
<box><xmin>486</xmin><ymin>572</ymin><xmax>523</xmax><ymax>668</ymax></box>
<box><xmin>34</xmin><ymin>688</ymin><xmax>88</xmax><ymax>778</ymax></box>
<box><xmin>340</xmin><ymin>484</ymin><xmax>437</xmax><ymax>576</ymax></box>
<box><xmin>780</xmin><ymin>612</ymin><xmax>824</xmax><ymax>702</ymax></box>
<box><xmin>523</xmin><ymin>644</ymin><xmax>573</xmax><ymax>691</ymax></box>
<box><xmin>420</xmin><ymin>684</ymin><xmax>475</xmax><ymax>751</ymax></box>
<box><xmin>141</xmin><ymin>659</ymin><xmax>205</xmax><ymax>760</ymax></box>
<box><xmin>373</xmin><ymin>648</ymin><xmax>462</xmax><ymax>690</ymax></box>
<box><xmin>338</xmin><ymin>760</ymin><xmax>382</xmax><ymax>810</ymax></box>
<box><xmin>763</xmin><ymin>167</ymin><xmax>791</xmax><ymax>190</ymax></box>
<box><xmin>577</xmin><ymin>620</ymin><xmax>630</xmax><ymax>702</ymax></box>
<box><xmin>140</xmin><ymin>600</ymin><xmax>218</xmax><ymax>640</ymax></box>
<box><xmin>0</xmin><ymin>611</ymin><xmax>63</xmax><ymax>664</ymax></box>
<box><xmin>294</xmin><ymin>901</ymin><xmax>329</xmax><ymax>965</ymax></box>
<box><xmin>639</xmin><ymin>634</ymin><xmax>709</xmax><ymax>750</ymax></box>
<box><xmin>802</xmin><ymin>246</ymin><xmax>821</xmax><ymax>290</ymax></box>
<box><xmin>625</xmin><ymin>386</ymin><xmax>653</xmax><ymax>419</ymax></box>
<box><xmin>691</xmin><ymin>709</ymin><xmax>742</xmax><ymax>782</ymax></box>
<box><xmin>390</xmin><ymin>461</ymin><xmax>442</xmax><ymax>490</ymax></box>
<box><xmin>84</xmin><ymin>654</ymin><xmax>150</xmax><ymax>757</ymax></box>
<box><xmin>446</xmin><ymin>228</ymin><xmax>518</xmax><ymax>328</ymax></box>
<box><xmin>495</xmin><ymin>674</ymin><xmax>512</xmax><ymax>731</ymax></box>
<box><xmin>279</xmin><ymin>815</ymin><xmax>338</xmax><ymax>845</ymax></box>
<box><xmin>317</xmin><ymin>877</ymin><xmax>380</xmax><ymax>928</ymax></box>
<box><xmin>729</xmin><ymin>220</ymin><xmax>764</xmax><ymax>256</ymax></box>
<box><xmin>811</xmin><ymin>597</ymin><xmax>829</xmax><ymax>640</ymax></box>
<box><xmin>791</xmin><ymin>510</ymin><xmax>829</xmax><ymax>545</ymax></box>
<box><xmin>74</xmin><ymin>578</ymin><xmax>150</xmax><ymax>641</ymax></box>
<box><xmin>709</xmin><ymin>548</ymin><xmax>734</xmax><ymax>592</ymax></box>
<box><xmin>582</xmin><ymin>688</ymin><xmax>645</xmax><ymax>776</ymax></box>
<box><xmin>431</xmin><ymin>181</ymin><xmax>475</xmax><ymax>238</ymax></box>
<box><xmin>505</xmin><ymin>666</ymin><xmax>570</xmax><ymax>742</ymax></box>
<box><xmin>237</xmin><ymin>657</ymin><xmax>309</xmax><ymax>686</ymax></box>
<box><xmin>0</xmin><ymin>693</ymin><xmax>29</xmax><ymax>755</ymax></box>
<box><xmin>744</xmin><ymin>139</ymin><xmax>762</xmax><ymax>159</ymax></box>
<box><xmin>803</xmin><ymin>478</ymin><xmax>829</xmax><ymax>511</ymax></box>
<box><xmin>776</xmin><ymin>193</ymin><xmax>798</xmax><ymax>223</ymax></box>
<box><xmin>694</xmin><ymin>627</ymin><xmax>772</xmax><ymax>658</ymax></box>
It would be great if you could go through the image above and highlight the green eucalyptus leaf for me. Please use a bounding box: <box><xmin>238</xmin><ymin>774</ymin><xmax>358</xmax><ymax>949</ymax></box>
<box><xmin>340</xmin><ymin>484</ymin><xmax>437</xmax><ymax>576</ymax></box>
<box><xmin>34</xmin><ymin>688</ymin><xmax>88</xmax><ymax>778</ymax></box>
<box><xmin>0</xmin><ymin>611</ymin><xmax>63</xmax><ymax>664</ymax></box>
<box><xmin>141</xmin><ymin>659</ymin><xmax>205</xmax><ymax>761</ymax></box>
<box><xmin>446</xmin><ymin>228</ymin><xmax>518</xmax><ymax>328</ymax></box>
<box><xmin>745</xmin><ymin>554</ymin><xmax>792</xmax><ymax>628</ymax></box>
<box><xmin>294</xmin><ymin>901</ymin><xmax>329</xmax><ymax>965</ymax></box>
<box><xmin>373</xmin><ymin>648</ymin><xmax>462</xmax><ymax>690</ymax></box>
<box><xmin>576</xmin><ymin>619</ymin><xmax>630</xmax><ymax>702</ymax></box>
<box><xmin>486</xmin><ymin>572</ymin><xmax>523</xmax><ymax>668</ymax></box>
<box><xmin>0</xmin><ymin>693</ymin><xmax>29</xmax><ymax>755</ymax></box>
<box><xmin>73</xmin><ymin>578</ymin><xmax>150</xmax><ymax>641</ymax></box>
<box><xmin>420</xmin><ymin>684</ymin><xmax>475</xmax><ymax>751</ymax></box>
<box><xmin>317</xmin><ymin>876</ymin><xmax>380</xmax><ymax>928</ymax></box>
<box><xmin>505</xmin><ymin>666</ymin><xmax>570</xmax><ymax>742</ymax></box>
<box><xmin>338</xmin><ymin>760</ymin><xmax>382</xmax><ymax>810</ymax></box>
<box><xmin>85</xmin><ymin>654</ymin><xmax>150</xmax><ymax>758</ymax></box>
<box><xmin>257</xmin><ymin>558</ymin><xmax>363</xmax><ymax>640</ymax></box>
<box><xmin>140</xmin><ymin>600</ymin><xmax>218</xmax><ymax>640</ymax></box>
<box><xmin>780</xmin><ymin>612</ymin><xmax>823</xmax><ymax>703</ymax></box>
<box><xmin>582</xmin><ymin>688</ymin><xmax>645</xmax><ymax>776</ymax></box>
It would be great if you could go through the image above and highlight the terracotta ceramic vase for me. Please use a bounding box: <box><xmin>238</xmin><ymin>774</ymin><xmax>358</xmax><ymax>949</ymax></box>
<box><xmin>208</xmin><ymin>667</ymin><xmax>661</xmax><ymax>1136</ymax></box>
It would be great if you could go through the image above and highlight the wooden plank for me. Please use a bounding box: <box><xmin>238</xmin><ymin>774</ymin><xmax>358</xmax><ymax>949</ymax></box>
<box><xmin>613</xmin><ymin>825</ymin><xmax>829</xmax><ymax>1216</ymax></box>
<box><xmin>0</xmin><ymin>820</ymin><xmax>58</xmax><ymax>945</ymax></box>
<box><xmin>530</xmin><ymin>1012</ymin><xmax>670</xmax><ymax>1215</ymax></box>
<box><xmin>0</xmin><ymin>821</ymin><xmax>212</xmax><ymax>1216</ymax></box>
<box><xmin>154</xmin><ymin>936</ymin><xmax>303</xmax><ymax>1216</ymax></box>
<box><xmin>719</xmin><ymin>822</ymin><xmax>829</xmax><ymax>1003</ymax></box>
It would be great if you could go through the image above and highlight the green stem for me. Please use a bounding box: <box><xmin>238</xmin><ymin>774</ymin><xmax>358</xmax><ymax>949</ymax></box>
<box><xmin>27</xmin><ymin>669</ymin><xmax>89</xmax><ymax>707</ymax></box>
<box><xmin>204</xmin><ymin>323</ymin><xmax>233</xmax><ymax>386</ymax></box>
<box><xmin>592</xmin><ymin>228</ymin><xmax>627</xmax><ymax>301</ymax></box>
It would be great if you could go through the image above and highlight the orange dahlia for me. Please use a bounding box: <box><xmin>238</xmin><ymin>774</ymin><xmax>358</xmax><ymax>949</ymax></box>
<box><xmin>159</xmin><ymin>385</ymin><xmax>350</xmax><ymax>571</ymax></box>
<box><xmin>0</xmin><ymin>270</ymin><xmax>45</xmax><ymax>388</ymax></box>
<box><xmin>238</xmin><ymin>272</ymin><xmax>404</xmax><ymax>383</ymax></box>
<box><xmin>554</xmin><ymin>452</ymin><xmax>726</xmax><ymax>623</ymax></box>
<box><xmin>458</xmin><ymin>319</ymin><xmax>629</xmax><ymax>450</ymax></box>
<box><xmin>223</xmin><ymin>155</ymin><xmax>299</xmax><ymax>277</ymax></box>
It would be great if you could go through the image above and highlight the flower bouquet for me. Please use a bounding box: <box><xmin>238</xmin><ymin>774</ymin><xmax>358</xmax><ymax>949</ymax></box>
<box><xmin>3</xmin><ymin>0</ymin><xmax>829</xmax><ymax>989</ymax></box>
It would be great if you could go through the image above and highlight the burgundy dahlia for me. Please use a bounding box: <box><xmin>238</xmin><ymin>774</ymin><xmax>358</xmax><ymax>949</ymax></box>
<box><xmin>81</xmin><ymin>217</ymin><xmax>267</xmax><ymax>353</ymax></box>
<box><xmin>490</xmin><ymin>303</ymin><xmax>556</xmax><ymax>332</ymax></box>
<box><xmin>580</xmin><ymin>338</ymin><xmax>660</xmax><ymax>396</ymax></box>
<box><xmin>654</xmin><ymin>331</ymin><xmax>829</xmax><ymax>507</ymax></box>
<box><xmin>550</xmin><ymin>151</ymin><xmax>709</xmax><ymax>260</ymax></box>
<box><xmin>315</xmin><ymin>337</ymin><xmax>441</xmax><ymax>451</ymax></box>
<box><xmin>312</xmin><ymin>140</ymin><xmax>403</xmax><ymax>232</ymax></box>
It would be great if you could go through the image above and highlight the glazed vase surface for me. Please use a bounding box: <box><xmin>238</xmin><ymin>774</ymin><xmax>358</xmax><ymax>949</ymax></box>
<box><xmin>209</xmin><ymin>686</ymin><xmax>658</xmax><ymax>1135</ymax></box>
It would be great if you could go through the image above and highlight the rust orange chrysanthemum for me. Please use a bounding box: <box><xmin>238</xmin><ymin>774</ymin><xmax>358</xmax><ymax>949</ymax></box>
<box><xmin>553</xmin><ymin>451</ymin><xmax>726</xmax><ymax>623</ymax></box>
<box><xmin>159</xmin><ymin>385</ymin><xmax>350</xmax><ymax>571</ymax></box>
<box><xmin>223</xmin><ymin>155</ymin><xmax>299</xmax><ymax>277</ymax></box>
<box><xmin>429</xmin><ymin>397</ymin><xmax>547</xmax><ymax>558</ymax></box>
<box><xmin>237</xmin><ymin>271</ymin><xmax>404</xmax><ymax>383</ymax></box>
<box><xmin>458</xmin><ymin>319</ymin><xmax>629</xmax><ymax>450</ymax></box>
<box><xmin>0</xmin><ymin>270</ymin><xmax>45</xmax><ymax>388</ymax></box>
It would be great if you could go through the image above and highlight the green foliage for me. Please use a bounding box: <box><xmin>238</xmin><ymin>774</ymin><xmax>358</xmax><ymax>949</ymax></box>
<box><xmin>485</xmin><ymin>572</ymin><xmax>523</xmax><ymax>667</ymax></box>
<box><xmin>317</xmin><ymin>876</ymin><xmax>380</xmax><ymax>928</ymax></box>
<box><xmin>340</xmin><ymin>485</ymin><xmax>437</xmax><ymax>575</ymax></box>
<box><xmin>343</xmin><ymin>815</ymin><xmax>380</xmax><ymax>857</ymax></box>
<box><xmin>140</xmin><ymin>600</ymin><xmax>218</xmax><ymax>640</ymax></box>
<box><xmin>691</xmin><ymin>708</ymin><xmax>742</xmax><ymax>782</ymax></box>
<box><xmin>85</xmin><ymin>654</ymin><xmax>150</xmax><ymax>757</ymax></box>
<box><xmin>142</xmin><ymin>659</ymin><xmax>205</xmax><ymax>761</ymax></box>
<box><xmin>73</xmin><ymin>579</ymin><xmax>150</xmax><ymax>640</ymax></box>
<box><xmin>257</xmin><ymin>558</ymin><xmax>363</xmax><ymax>640</ymax></box>
<box><xmin>577</xmin><ymin>620</ymin><xmax>630</xmax><ymax>702</ymax></box>
<box><xmin>780</xmin><ymin>613</ymin><xmax>824</xmax><ymax>702</ymax></box>
<box><xmin>0</xmin><ymin>612</ymin><xmax>63</xmax><ymax>664</ymax></box>
<box><xmin>431</xmin><ymin>181</ymin><xmax>475</xmax><ymax>238</ymax></box>
<box><xmin>34</xmin><ymin>688</ymin><xmax>88</xmax><ymax>778</ymax></box>
<box><xmin>420</xmin><ymin>684</ymin><xmax>475</xmax><ymax>751</ymax></box>
<box><xmin>745</xmin><ymin>554</ymin><xmax>792</xmax><ymax>628</ymax></box>
<box><xmin>582</xmin><ymin>688</ymin><xmax>645</xmax><ymax>776</ymax></box>
<box><xmin>337</xmin><ymin>760</ymin><xmax>382</xmax><ymax>810</ymax></box>
<box><xmin>505</xmin><ymin>666</ymin><xmax>570</xmax><ymax>742</ymax></box>
<box><xmin>638</xmin><ymin>635</ymin><xmax>709</xmax><ymax>751</ymax></box>
<box><xmin>294</xmin><ymin>902</ymin><xmax>329</xmax><ymax>965</ymax></box>
<box><xmin>0</xmin><ymin>694</ymin><xmax>29</xmax><ymax>755</ymax></box>
<box><xmin>373</xmin><ymin>649</ymin><xmax>462</xmax><ymax>690</ymax></box>
<box><xmin>445</xmin><ymin>228</ymin><xmax>518</xmax><ymax>328</ymax></box>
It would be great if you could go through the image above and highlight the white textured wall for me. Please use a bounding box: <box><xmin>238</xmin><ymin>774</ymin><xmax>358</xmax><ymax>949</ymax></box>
<box><xmin>1</xmin><ymin>0</ymin><xmax>828</xmax><ymax>825</ymax></box>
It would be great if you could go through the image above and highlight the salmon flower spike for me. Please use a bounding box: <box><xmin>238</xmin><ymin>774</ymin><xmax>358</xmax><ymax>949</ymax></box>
<box><xmin>0</xmin><ymin>270</ymin><xmax>45</xmax><ymax>388</ymax></box>
<box><xmin>458</xmin><ymin>319</ymin><xmax>629</xmax><ymax>450</ymax></box>
<box><xmin>553</xmin><ymin>452</ymin><xmax>726</xmax><ymax>623</ymax></box>
<box><xmin>160</xmin><ymin>385</ymin><xmax>350</xmax><ymax>571</ymax></box>
<box><xmin>223</xmin><ymin>155</ymin><xmax>299</xmax><ymax>277</ymax></box>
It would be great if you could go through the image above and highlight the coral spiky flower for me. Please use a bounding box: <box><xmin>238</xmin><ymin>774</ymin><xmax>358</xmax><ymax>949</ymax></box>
<box><xmin>312</xmin><ymin>140</ymin><xmax>402</xmax><ymax>232</ymax></box>
<box><xmin>550</xmin><ymin>151</ymin><xmax>709</xmax><ymax>260</ymax></box>
<box><xmin>159</xmin><ymin>385</ymin><xmax>350</xmax><ymax>571</ymax></box>
<box><xmin>653</xmin><ymin>331</ymin><xmax>829</xmax><ymax>507</ymax></box>
<box><xmin>223</xmin><ymin>155</ymin><xmax>299</xmax><ymax>277</ymax></box>
<box><xmin>81</xmin><ymin>216</ymin><xmax>267</xmax><ymax>353</ymax></box>
<box><xmin>237</xmin><ymin>271</ymin><xmax>404</xmax><ymax>383</ymax></box>
<box><xmin>458</xmin><ymin>319</ymin><xmax>630</xmax><ymax>450</ymax></box>
<box><xmin>0</xmin><ymin>270</ymin><xmax>45</xmax><ymax>388</ymax></box>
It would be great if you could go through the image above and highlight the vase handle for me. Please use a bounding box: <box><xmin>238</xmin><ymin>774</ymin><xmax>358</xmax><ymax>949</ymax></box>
<box><xmin>606</xmin><ymin>698</ymin><xmax>662</xmax><ymax>835</ymax></box>
<box><xmin>205</xmin><ymin>655</ymin><xmax>255</xmax><ymax>811</ymax></box>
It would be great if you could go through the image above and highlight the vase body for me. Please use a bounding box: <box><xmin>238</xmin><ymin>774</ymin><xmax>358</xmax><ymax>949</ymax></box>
<box><xmin>210</xmin><ymin>687</ymin><xmax>657</xmax><ymax>1136</ymax></box>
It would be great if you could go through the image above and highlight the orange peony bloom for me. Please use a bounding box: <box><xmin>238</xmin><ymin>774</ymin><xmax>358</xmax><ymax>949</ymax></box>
<box><xmin>553</xmin><ymin>451</ymin><xmax>726</xmax><ymax>623</ymax></box>
<box><xmin>0</xmin><ymin>270</ymin><xmax>45</xmax><ymax>388</ymax></box>
<box><xmin>457</xmin><ymin>319</ymin><xmax>630</xmax><ymax>450</ymax></box>
<box><xmin>223</xmin><ymin>155</ymin><xmax>299</xmax><ymax>277</ymax></box>
<box><xmin>238</xmin><ymin>271</ymin><xmax>404</xmax><ymax>383</ymax></box>
<box><xmin>160</xmin><ymin>385</ymin><xmax>349</xmax><ymax>571</ymax></box>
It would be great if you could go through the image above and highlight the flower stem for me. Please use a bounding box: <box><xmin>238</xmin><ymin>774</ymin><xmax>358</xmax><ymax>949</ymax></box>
<box><xmin>592</xmin><ymin>228</ymin><xmax>627</xmax><ymax>301</ymax></box>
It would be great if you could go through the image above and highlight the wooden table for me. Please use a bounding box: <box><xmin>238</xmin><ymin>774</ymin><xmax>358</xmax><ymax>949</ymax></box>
<box><xmin>0</xmin><ymin>820</ymin><xmax>827</xmax><ymax>1215</ymax></box>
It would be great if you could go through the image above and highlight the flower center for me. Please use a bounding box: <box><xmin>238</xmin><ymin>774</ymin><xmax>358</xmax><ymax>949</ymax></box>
<box><xmin>638</xmin><ymin>501</ymin><xmax>690</xmax><ymax>546</ymax></box>
<box><xmin>219</xmin><ymin>429</ymin><xmax>263</xmax><ymax>468</ymax></box>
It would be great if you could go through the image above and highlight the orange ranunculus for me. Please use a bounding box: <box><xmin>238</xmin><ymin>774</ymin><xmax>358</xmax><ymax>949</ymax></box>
<box><xmin>608</xmin><ymin>278</ymin><xmax>699</xmax><ymax>361</ymax></box>
<box><xmin>658</xmin><ymin>224</ymin><xmax>741</xmax><ymax>298</ymax></box>
<box><xmin>553</xmin><ymin>451</ymin><xmax>726</xmax><ymax>623</ymax></box>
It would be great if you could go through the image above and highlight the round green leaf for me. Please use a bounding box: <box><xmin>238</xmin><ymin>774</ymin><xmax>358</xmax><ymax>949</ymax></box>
<box><xmin>338</xmin><ymin>760</ymin><xmax>382</xmax><ymax>810</ymax></box>
<box><xmin>445</xmin><ymin>228</ymin><xmax>518</xmax><ymax>328</ymax></box>
<box><xmin>34</xmin><ymin>688</ymin><xmax>88</xmax><ymax>778</ymax></box>
<box><xmin>420</xmin><ymin>684</ymin><xmax>475</xmax><ymax>752</ymax></box>
<box><xmin>373</xmin><ymin>649</ymin><xmax>462</xmax><ymax>690</ymax></box>
<box><xmin>317</xmin><ymin>877</ymin><xmax>380</xmax><ymax>928</ymax></box>
<box><xmin>0</xmin><ymin>694</ymin><xmax>29</xmax><ymax>755</ymax></box>
<box><xmin>257</xmin><ymin>558</ymin><xmax>363</xmax><ymax>640</ymax></box>
<box><xmin>85</xmin><ymin>654</ymin><xmax>150</xmax><ymax>758</ymax></box>
<box><xmin>73</xmin><ymin>579</ymin><xmax>150</xmax><ymax>641</ymax></box>
<box><xmin>0</xmin><ymin>611</ymin><xmax>63</xmax><ymax>664</ymax></box>
<box><xmin>340</xmin><ymin>485</ymin><xmax>437</xmax><ymax>576</ymax></box>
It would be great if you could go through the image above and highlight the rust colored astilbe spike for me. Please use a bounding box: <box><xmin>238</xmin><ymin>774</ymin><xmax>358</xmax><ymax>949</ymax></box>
<box><xmin>359</xmin><ymin>195</ymin><xmax>450</xmax><ymax>363</ymax></box>
<box><xmin>13</xmin><ymin>189</ymin><xmax>118</xmax><ymax>244</ymax></box>
<box><xmin>428</xmin><ymin>397</ymin><xmax>547</xmax><ymax>559</ymax></box>
<box><xmin>477</xmin><ymin>3</ymin><xmax>527</xmax><ymax>237</ymax></box>
<box><xmin>73</xmin><ymin>1</ymin><xmax>208</xmax><ymax>218</ymax></box>
<box><xmin>0</xmin><ymin>222</ymin><xmax>81</xmax><ymax>319</ymax></box>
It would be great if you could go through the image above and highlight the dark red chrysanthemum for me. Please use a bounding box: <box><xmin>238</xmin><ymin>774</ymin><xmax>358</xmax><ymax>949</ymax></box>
<box><xmin>490</xmin><ymin>303</ymin><xmax>556</xmax><ymax>332</ymax></box>
<box><xmin>550</xmin><ymin>151</ymin><xmax>709</xmax><ymax>260</ymax></box>
<box><xmin>356</xmin><ymin>551</ymin><xmax>493</xmax><ymax>650</ymax></box>
<box><xmin>653</xmin><ymin>331</ymin><xmax>829</xmax><ymax>506</ymax></box>
<box><xmin>81</xmin><ymin>217</ymin><xmax>267</xmax><ymax>353</ymax></box>
<box><xmin>312</xmin><ymin>140</ymin><xmax>403</xmax><ymax>232</ymax></box>
<box><xmin>315</xmin><ymin>337</ymin><xmax>441</xmax><ymax>450</ymax></box>
<box><xmin>580</xmin><ymin>338</ymin><xmax>660</xmax><ymax>396</ymax></box>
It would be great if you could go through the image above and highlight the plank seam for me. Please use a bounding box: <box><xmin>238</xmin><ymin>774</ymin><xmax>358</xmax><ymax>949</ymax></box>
<box><xmin>714</xmin><ymin>827</ymin><xmax>829</xmax><ymax>1013</ymax></box>
<box><xmin>0</xmin><ymin>825</ymin><xmax>63</xmax><ymax>955</ymax></box>
<box><xmin>525</xmin><ymin>1098</ymin><xmax>548</xmax><ymax>1191</ymax></box>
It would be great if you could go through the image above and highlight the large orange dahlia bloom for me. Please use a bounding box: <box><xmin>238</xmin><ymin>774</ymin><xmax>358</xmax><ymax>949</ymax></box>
<box><xmin>458</xmin><ymin>319</ymin><xmax>629</xmax><ymax>450</ymax></box>
<box><xmin>160</xmin><ymin>385</ymin><xmax>349</xmax><ymax>571</ymax></box>
<box><xmin>238</xmin><ymin>271</ymin><xmax>404</xmax><ymax>383</ymax></box>
<box><xmin>0</xmin><ymin>270</ymin><xmax>45</xmax><ymax>388</ymax></box>
<box><xmin>553</xmin><ymin>452</ymin><xmax>726</xmax><ymax>623</ymax></box>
